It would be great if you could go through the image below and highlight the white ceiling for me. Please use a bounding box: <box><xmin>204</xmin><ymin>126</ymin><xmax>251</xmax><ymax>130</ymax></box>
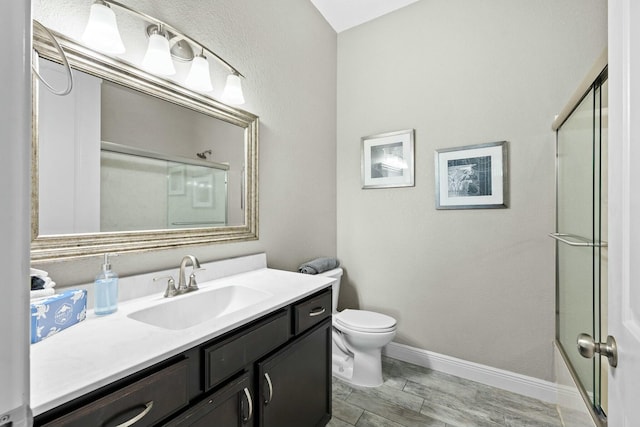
<box><xmin>310</xmin><ymin>0</ymin><xmax>420</xmax><ymax>33</ymax></box>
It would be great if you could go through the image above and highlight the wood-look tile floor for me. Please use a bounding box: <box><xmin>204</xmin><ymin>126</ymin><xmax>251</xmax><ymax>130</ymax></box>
<box><xmin>327</xmin><ymin>357</ymin><xmax>563</xmax><ymax>427</ymax></box>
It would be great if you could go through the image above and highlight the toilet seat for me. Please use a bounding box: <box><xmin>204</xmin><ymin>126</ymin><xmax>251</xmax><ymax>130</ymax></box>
<box><xmin>335</xmin><ymin>309</ymin><xmax>397</xmax><ymax>333</ymax></box>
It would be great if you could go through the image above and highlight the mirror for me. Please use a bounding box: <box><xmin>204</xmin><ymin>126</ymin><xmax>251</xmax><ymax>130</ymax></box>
<box><xmin>31</xmin><ymin>25</ymin><xmax>258</xmax><ymax>262</ymax></box>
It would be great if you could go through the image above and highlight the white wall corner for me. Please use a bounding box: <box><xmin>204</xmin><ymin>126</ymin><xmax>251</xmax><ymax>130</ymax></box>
<box><xmin>383</xmin><ymin>342</ymin><xmax>558</xmax><ymax>404</ymax></box>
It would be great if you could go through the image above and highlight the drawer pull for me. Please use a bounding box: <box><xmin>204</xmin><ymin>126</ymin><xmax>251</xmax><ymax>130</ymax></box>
<box><xmin>264</xmin><ymin>373</ymin><xmax>273</xmax><ymax>405</ymax></box>
<box><xmin>242</xmin><ymin>387</ymin><xmax>253</xmax><ymax>423</ymax></box>
<box><xmin>309</xmin><ymin>307</ymin><xmax>326</xmax><ymax>317</ymax></box>
<box><xmin>114</xmin><ymin>401</ymin><xmax>154</xmax><ymax>427</ymax></box>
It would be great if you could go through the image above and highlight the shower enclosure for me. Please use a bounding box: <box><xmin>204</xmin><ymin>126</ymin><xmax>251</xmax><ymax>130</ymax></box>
<box><xmin>552</xmin><ymin>62</ymin><xmax>608</xmax><ymax>426</ymax></box>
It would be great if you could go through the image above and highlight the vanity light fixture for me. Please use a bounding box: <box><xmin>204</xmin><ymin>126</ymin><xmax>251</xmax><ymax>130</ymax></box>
<box><xmin>142</xmin><ymin>25</ymin><xmax>176</xmax><ymax>76</ymax></box>
<box><xmin>81</xmin><ymin>0</ymin><xmax>246</xmax><ymax>104</ymax></box>
<box><xmin>185</xmin><ymin>50</ymin><xmax>213</xmax><ymax>92</ymax></box>
<box><xmin>81</xmin><ymin>0</ymin><xmax>125</xmax><ymax>54</ymax></box>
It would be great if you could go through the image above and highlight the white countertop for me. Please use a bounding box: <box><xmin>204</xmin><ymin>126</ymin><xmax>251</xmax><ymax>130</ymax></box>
<box><xmin>30</xmin><ymin>266</ymin><xmax>333</xmax><ymax>416</ymax></box>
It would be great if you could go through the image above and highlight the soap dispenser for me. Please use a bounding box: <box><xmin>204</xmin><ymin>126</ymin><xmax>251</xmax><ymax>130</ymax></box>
<box><xmin>95</xmin><ymin>253</ymin><xmax>119</xmax><ymax>315</ymax></box>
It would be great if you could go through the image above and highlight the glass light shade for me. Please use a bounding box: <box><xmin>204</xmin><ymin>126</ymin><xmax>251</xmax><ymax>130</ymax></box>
<box><xmin>81</xmin><ymin>2</ymin><xmax>125</xmax><ymax>54</ymax></box>
<box><xmin>142</xmin><ymin>33</ymin><xmax>176</xmax><ymax>76</ymax></box>
<box><xmin>185</xmin><ymin>55</ymin><xmax>213</xmax><ymax>92</ymax></box>
<box><xmin>221</xmin><ymin>74</ymin><xmax>245</xmax><ymax>105</ymax></box>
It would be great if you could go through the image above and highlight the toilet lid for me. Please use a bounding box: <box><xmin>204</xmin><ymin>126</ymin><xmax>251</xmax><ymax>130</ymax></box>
<box><xmin>335</xmin><ymin>309</ymin><xmax>397</xmax><ymax>333</ymax></box>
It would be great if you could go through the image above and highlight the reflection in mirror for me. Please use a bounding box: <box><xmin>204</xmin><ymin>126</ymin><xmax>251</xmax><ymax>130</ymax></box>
<box><xmin>32</xmin><ymin>26</ymin><xmax>258</xmax><ymax>262</ymax></box>
<box><xmin>38</xmin><ymin>59</ymin><xmax>244</xmax><ymax>234</ymax></box>
<box><xmin>100</xmin><ymin>145</ymin><xmax>230</xmax><ymax>231</ymax></box>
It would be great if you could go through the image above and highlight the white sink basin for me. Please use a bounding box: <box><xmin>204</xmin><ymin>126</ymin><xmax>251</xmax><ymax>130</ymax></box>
<box><xmin>127</xmin><ymin>285</ymin><xmax>272</xmax><ymax>330</ymax></box>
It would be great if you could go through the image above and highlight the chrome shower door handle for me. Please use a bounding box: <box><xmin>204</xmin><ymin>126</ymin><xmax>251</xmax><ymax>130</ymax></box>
<box><xmin>577</xmin><ymin>333</ymin><xmax>618</xmax><ymax>367</ymax></box>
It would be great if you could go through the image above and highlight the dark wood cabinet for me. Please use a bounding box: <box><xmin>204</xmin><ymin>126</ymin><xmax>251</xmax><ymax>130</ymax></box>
<box><xmin>34</xmin><ymin>288</ymin><xmax>332</xmax><ymax>427</ymax></box>
<box><xmin>258</xmin><ymin>319</ymin><xmax>332</xmax><ymax>427</ymax></box>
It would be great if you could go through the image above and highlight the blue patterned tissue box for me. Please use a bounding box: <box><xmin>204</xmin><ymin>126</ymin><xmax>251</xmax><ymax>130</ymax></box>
<box><xmin>30</xmin><ymin>289</ymin><xmax>87</xmax><ymax>344</ymax></box>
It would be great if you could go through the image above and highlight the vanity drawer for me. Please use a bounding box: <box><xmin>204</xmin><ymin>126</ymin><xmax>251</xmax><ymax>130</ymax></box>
<box><xmin>41</xmin><ymin>359</ymin><xmax>189</xmax><ymax>427</ymax></box>
<box><xmin>203</xmin><ymin>309</ymin><xmax>290</xmax><ymax>391</ymax></box>
<box><xmin>294</xmin><ymin>289</ymin><xmax>332</xmax><ymax>335</ymax></box>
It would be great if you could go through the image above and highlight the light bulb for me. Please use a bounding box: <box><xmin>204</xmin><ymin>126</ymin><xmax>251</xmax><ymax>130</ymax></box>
<box><xmin>81</xmin><ymin>1</ymin><xmax>125</xmax><ymax>54</ymax></box>
<box><xmin>221</xmin><ymin>73</ymin><xmax>245</xmax><ymax>105</ymax></box>
<box><xmin>142</xmin><ymin>32</ymin><xmax>176</xmax><ymax>76</ymax></box>
<box><xmin>185</xmin><ymin>54</ymin><xmax>213</xmax><ymax>92</ymax></box>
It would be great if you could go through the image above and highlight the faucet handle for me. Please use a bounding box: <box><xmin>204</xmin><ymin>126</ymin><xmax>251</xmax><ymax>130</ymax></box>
<box><xmin>187</xmin><ymin>268</ymin><xmax>205</xmax><ymax>290</ymax></box>
<box><xmin>154</xmin><ymin>275</ymin><xmax>177</xmax><ymax>298</ymax></box>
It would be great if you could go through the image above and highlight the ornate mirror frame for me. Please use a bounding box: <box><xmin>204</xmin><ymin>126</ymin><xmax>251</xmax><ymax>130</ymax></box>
<box><xmin>31</xmin><ymin>24</ymin><xmax>259</xmax><ymax>262</ymax></box>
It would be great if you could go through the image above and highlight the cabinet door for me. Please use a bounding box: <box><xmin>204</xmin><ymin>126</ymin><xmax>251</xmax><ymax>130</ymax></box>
<box><xmin>163</xmin><ymin>372</ymin><xmax>254</xmax><ymax>427</ymax></box>
<box><xmin>257</xmin><ymin>319</ymin><xmax>331</xmax><ymax>427</ymax></box>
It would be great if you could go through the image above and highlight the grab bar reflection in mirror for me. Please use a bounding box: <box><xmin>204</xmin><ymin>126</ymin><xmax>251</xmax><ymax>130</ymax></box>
<box><xmin>548</xmin><ymin>232</ymin><xmax>608</xmax><ymax>247</ymax></box>
<box><xmin>171</xmin><ymin>221</ymin><xmax>226</xmax><ymax>226</ymax></box>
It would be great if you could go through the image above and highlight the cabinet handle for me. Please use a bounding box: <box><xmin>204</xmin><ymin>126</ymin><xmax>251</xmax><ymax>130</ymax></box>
<box><xmin>113</xmin><ymin>401</ymin><xmax>154</xmax><ymax>427</ymax></box>
<box><xmin>263</xmin><ymin>373</ymin><xmax>273</xmax><ymax>405</ymax></box>
<box><xmin>242</xmin><ymin>387</ymin><xmax>253</xmax><ymax>423</ymax></box>
<box><xmin>309</xmin><ymin>307</ymin><xmax>326</xmax><ymax>317</ymax></box>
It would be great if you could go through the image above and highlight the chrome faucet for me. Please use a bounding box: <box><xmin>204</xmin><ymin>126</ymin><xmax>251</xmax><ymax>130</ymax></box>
<box><xmin>178</xmin><ymin>255</ymin><xmax>203</xmax><ymax>293</ymax></box>
<box><xmin>153</xmin><ymin>275</ymin><xmax>178</xmax><ymax>298</ymax></box>
<box><xmin>153</xmin><ymin>255</ymin><xmax>204</xmax><ymax>298</ymax></box>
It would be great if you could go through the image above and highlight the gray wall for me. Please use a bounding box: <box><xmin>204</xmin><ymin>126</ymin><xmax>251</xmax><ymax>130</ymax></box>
<box><xmin>32</xmin><ymin>0</ymin><xmax>337</xmax><ymax>283</ymax></box>
<box><xmin>336</xmin><ymin>0</ymin><xmax>607</xmax><ymax>381</ymax></box>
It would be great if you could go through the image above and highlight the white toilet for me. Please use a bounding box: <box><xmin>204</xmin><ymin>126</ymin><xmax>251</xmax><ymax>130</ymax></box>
<box><xmin>319</xmin><ymin>267</ymin><xmax>397</xmax><ymax>387</ymax></box>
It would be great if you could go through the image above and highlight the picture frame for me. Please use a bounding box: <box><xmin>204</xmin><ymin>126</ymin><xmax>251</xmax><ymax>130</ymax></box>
<box><xmin>168</xmin><ymin>165</ymin><xmax>185</xmax><ymax>196</ymax></box>
<box><xmin>434</xmin><ymin>141</ymin><xmax>508</xmax><ymax>209</ymax></box>
<box><xmin>361</xmin><ymin>129</ymin><xmax>415</xmax><ymax>189</ymax></box>
<box><xmin>192</xmin><ymin>174</ymin><xmax>214</xmax><ymax>208</ymax></box>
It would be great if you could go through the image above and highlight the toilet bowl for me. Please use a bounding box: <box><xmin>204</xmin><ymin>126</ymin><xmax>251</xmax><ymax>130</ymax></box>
<box><xmin>319</xmin><ymin>268</ymin><xmax>397</xmax><ymax>387</ymax></box>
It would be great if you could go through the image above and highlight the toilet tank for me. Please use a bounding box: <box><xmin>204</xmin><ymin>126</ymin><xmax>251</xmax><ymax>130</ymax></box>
<box><xmin>319</xmin><ymin>267</ymin><xmax>342</xmax><ymax>313</ymax></box>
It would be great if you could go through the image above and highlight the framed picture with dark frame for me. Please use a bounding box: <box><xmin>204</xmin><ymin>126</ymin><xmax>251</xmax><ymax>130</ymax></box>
<box><xmin>434</xmin><ymin>141</ymin><xmax>508</xmax><ymax>209</ymax></box>
<box><xmin>361</xmin><ymin>129</ymin><xmax>415</xmax><ymax>189</ymax></box>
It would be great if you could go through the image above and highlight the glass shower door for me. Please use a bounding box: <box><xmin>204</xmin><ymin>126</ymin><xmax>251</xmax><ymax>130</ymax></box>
<box><xmin>555</xmin><ymin>70</ymin><xmax>607</xmax><ymax>420</ymax></box>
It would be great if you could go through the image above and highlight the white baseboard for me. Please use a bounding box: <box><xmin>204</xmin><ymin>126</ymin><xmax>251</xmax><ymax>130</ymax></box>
<box><xmin>383</xmin><ymin>342</ymin><xmax>558</xmax><ymax>404</ymax></box>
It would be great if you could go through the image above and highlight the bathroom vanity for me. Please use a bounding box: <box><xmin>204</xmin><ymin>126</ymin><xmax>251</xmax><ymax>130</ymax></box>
<box><xmin>29</xmin><ymin>19</ymin><xmax>334</xmax><ymax>426</ymax></box>
<box><xmin>31</xmin><ymin>255</ymin><xmax>334</xmax><ymax>426</ymax></box>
